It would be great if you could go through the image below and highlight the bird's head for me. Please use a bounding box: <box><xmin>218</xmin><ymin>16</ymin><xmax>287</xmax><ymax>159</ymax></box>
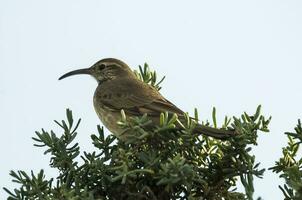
<box><xmin>59</xmin><ymin>58</ymin><xmax>135</xmax><ymax>83</ymax></box>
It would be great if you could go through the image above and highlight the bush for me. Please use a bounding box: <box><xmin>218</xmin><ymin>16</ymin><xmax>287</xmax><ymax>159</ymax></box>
<box><xmin>5</xmin><ymin>63</ymin><xmax>300</xmax><ymax>200</ymax></box>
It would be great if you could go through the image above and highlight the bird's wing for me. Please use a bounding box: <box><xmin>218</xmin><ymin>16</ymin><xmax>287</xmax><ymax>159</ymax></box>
<box><xmin>95</xmin><ymin>78</ymin><xmax>184</xmax><ymax>117</ymax></box>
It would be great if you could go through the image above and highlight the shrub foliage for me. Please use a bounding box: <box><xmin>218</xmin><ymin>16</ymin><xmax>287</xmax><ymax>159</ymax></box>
<box><xmin>4</xmin><ymin>63</ymin><xmax>299</xmax><ymax>200</ymax></box>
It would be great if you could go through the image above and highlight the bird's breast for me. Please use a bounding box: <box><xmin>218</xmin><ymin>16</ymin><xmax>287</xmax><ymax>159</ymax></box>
<box><xmin>93</xmin><ymin>93</ymin><xmax>124</xmax><ymax>137</ymax></box>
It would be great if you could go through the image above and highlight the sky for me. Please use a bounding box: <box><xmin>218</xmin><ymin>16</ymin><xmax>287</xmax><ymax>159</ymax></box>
<box><xmin>1</xmin><ymin>0</ymin><xmax>302</xmax><ymax>199</ymax></box>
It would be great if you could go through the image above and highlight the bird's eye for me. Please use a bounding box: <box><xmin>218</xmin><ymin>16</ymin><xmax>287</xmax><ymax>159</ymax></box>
<box><xmin>97</xmin><ymin>64</ymin><xmax>106</xmax><ymax>71</ymax></box>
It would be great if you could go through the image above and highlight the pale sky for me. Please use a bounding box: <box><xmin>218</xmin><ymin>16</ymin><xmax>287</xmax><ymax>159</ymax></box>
<box><xmin>1</xmin><ymin>0</ymin><xmax>302</xmax><ymax>199</ymax></box>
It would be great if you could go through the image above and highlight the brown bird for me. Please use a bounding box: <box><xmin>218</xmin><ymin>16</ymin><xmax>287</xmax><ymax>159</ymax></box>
<box><xmin>59</xmin><ymin>58</ymin><xmax>234</xmax><ymax>140</ymax></box>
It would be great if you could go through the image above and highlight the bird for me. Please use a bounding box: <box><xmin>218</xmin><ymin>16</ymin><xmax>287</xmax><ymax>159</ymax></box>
<box><xmin>59</xmin><ymin>58</ymin><xmax>235</xmax><ymax>140</ymax></box>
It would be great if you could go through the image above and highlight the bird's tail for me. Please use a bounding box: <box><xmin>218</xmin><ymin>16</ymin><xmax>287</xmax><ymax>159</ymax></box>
<box><xmin>193</xmin><ymin>124</ymin><xmax>235</xmax><ymax>139</ymax></box>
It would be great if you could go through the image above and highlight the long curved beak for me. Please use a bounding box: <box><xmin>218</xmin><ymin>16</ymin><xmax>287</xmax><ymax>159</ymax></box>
<box><xmin>59</xmin><ymin>68</ymin><xmax>91</xmax><ymax>80</ymax></box>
